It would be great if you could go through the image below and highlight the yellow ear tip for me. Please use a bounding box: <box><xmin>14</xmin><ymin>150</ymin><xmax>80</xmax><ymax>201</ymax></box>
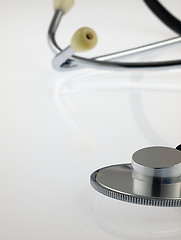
<box><xmin>71</xmin><ymin>27</ymin><xmax>98</xmax><ymax>52</ymax></box>
<box><xmin>54</xmin><ymin>0</ymin><xmax>75</xmax><ymax>13</ymax></box>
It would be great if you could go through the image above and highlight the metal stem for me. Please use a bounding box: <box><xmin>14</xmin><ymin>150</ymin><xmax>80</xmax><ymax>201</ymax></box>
<box><xmin>94</xmin><ymin>36</ymin><xmax>181</xmax><ymax>61</ymax></box>
<box><xmin>48</xmin><ymin>10</ymin><xmax>64</xmax><ymax>54</ymax></box>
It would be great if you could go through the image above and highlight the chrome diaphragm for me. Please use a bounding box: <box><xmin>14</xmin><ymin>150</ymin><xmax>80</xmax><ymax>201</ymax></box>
<box><xmin>90</xmin><ymin>146</ymin><xmax>181</xmax><ymax>207</ymax></box>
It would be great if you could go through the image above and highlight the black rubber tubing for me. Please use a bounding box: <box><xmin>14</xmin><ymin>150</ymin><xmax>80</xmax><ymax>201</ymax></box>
<box><xmin>143</xmin><ymin>0</ymin><xmax>181</xmax><ymax>35</ymax></box>
<box><xmin>176</xmin><ymin>144</ymin><xmax>181</xmax><ymax>151</ymax></box>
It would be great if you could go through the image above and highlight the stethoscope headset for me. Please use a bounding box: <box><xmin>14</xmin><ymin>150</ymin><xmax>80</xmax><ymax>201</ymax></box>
<box><xmin>48</xmin><ymin>0</ymin><xmax>181</xmax><ymax>71</ymax></box>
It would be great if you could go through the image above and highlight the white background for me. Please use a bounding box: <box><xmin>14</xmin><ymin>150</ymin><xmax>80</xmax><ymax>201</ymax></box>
<box><xmin>0</xmin><ymin>0</ymin><xmax>181</xmax><ymax>239</ymax></box>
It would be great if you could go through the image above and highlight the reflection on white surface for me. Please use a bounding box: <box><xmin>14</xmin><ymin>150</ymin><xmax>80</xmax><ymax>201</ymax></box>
<box><xmin>55</xmin><ymin>67</ymin><xmax>181</xmax><ymax>152</ymax></box>
<box><xmin>94</xmin><ymin>195</ymin><xmax>181</xmax><ymax>240</ymax></box>
<box><xmin>53</xmin><ymin>71</ymin><xmax>98</xmax><ymax>157</ymax></box>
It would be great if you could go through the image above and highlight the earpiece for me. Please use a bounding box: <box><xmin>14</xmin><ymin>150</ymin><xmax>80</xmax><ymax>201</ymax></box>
<box><xmin>52</xmin><ymin>27</ymin><xmax>98</xmax><ymax>70</ymax></box>
<box><xmin>71</xmin><ymin>27</ymin><xmax>98</xmax><ymax>52</ymax></box>
<box><xmin>54</xmin><ymin>0</ymin><xmax>75</xmax><ymax>13</ymax></box>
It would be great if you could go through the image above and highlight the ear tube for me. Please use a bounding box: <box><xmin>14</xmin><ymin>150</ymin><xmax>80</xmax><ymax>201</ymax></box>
<box><xmin>52</xmin><ymin>27</ymin><xmax>98</xmax><ymax>71</ymax></box>
<box><xmin>54</xmin><ymin>0</ymin><xmax>75</xmax><ymax>13</ymax></box>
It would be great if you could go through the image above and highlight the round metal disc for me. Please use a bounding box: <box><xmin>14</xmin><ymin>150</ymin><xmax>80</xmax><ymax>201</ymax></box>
<box><xmin>90</xmin><ymin>164</ymin><xmax>181</xmax><ymax>207</ymax></box>
<box><xmin>132</xmin><ymin>147</ymin><xmax>181</xmax><ymax>179</ymax></box>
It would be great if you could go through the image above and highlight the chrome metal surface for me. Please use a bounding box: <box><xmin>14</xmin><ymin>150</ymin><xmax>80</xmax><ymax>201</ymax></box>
<box><xmin>48</xmin><ymin>10</ymin><xmax>181</xmax><ymax>71</ymax></box>
<box><xmin>90</xmin><ymin>147</ymin><xmax>181</xmax><ymax>207</ymax></box>
<box><xmin>94</xmin><ymin>36</ymin><xmax>181</xmax><ymax>61</ymax></box>
<box><xmin>52</xmin><ymin>46</ymin><xmax>74</xmax><ymax>71</ymax></box>
<box><xmin>48</xmin><ymin>10</ymin><xmax>64</xmax><ymax>54</ymax></box>
<box><xmin>132</xmin><ymin>147</ymin><xmax>181</xmax><ymax>180</ymax></box>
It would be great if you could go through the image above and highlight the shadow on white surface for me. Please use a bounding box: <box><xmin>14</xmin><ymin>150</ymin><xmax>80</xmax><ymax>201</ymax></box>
<box><xmin>93</xmin><ymin>195</ymin><xmax>181</xmax><ymax>240</ymax></box>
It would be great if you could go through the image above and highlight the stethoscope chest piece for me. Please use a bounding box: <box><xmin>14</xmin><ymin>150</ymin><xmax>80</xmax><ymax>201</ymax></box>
<box><xmin>90</xmin><ymin>146</ymin><xmax>181</xmax><ymax>207</ymax></box>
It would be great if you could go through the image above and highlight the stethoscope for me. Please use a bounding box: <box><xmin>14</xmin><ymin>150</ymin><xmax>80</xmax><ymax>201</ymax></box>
<box><xmin>48</xmin><ymin>0</ymin><xmax>181</xmax><ymax>207</ymax></box>
<box><xmin>48</xmin><ymin>0</ymin><xmax>181</xmax><ymax>72</ymax></box>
